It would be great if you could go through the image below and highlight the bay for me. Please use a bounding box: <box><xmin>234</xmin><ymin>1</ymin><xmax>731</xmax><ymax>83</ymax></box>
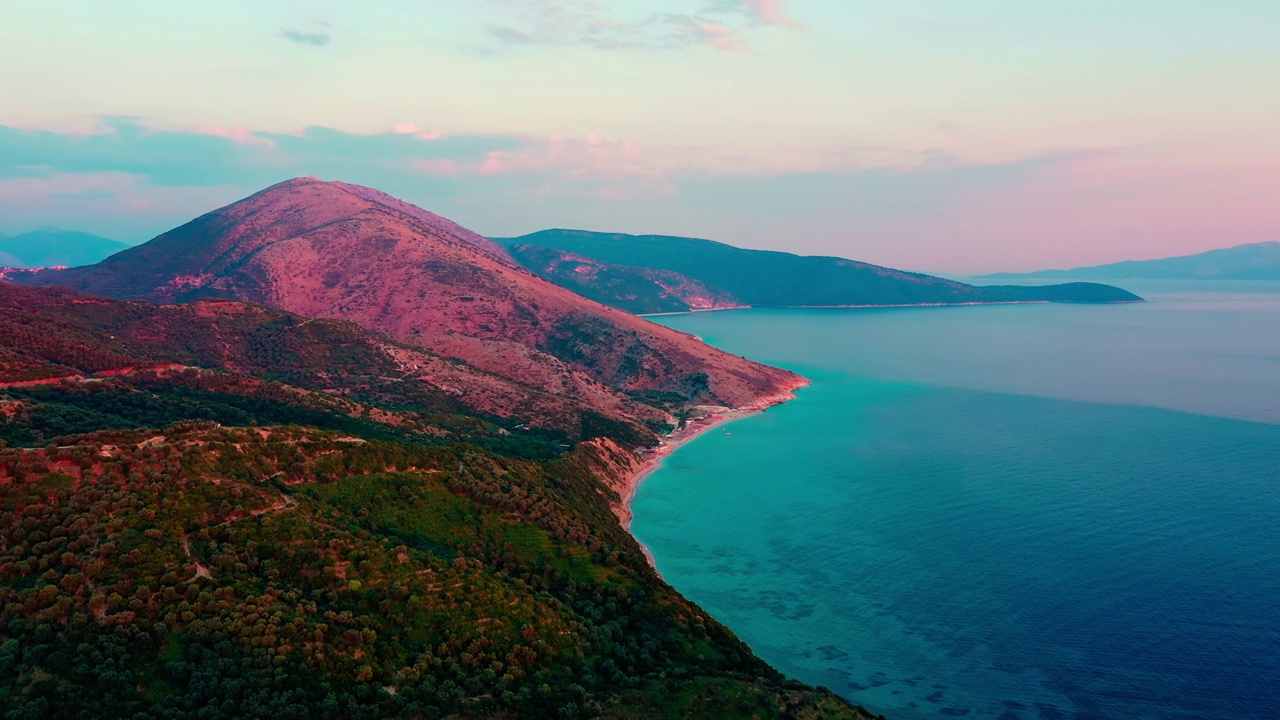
<box><xmin>633</xmin><ymin>283</ymin><xmax>1280</xmax><ymax>719</ymax></box>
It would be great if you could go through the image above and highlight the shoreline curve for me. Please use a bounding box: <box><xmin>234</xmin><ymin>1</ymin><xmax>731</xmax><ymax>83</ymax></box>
<box><xmin>621</xmin><ymin>376</ymin><xmax>810</xmax><ymax>572</ymax></box>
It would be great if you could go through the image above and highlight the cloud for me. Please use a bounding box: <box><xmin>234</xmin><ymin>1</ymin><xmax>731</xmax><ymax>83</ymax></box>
<box><xmin>51</xmin><ymin>188</ymin><xmax>117</xmax><ymax>201</ymax></box>
<box><xmin>0</xmin><ymin>117</ymin><xmax>648</xmax><ymax>195</ymax></box>
<box><xmin>736</xmin><ymin>0</ymin><xmax>804</xmax><ymax>28</ymax></box>
<box><xmin>177</xmin><ymin>124</ymin><xmax>277</xmax><ymax>147</ymax></box>
<box><xmin>0</xmin><ymin>117</ymin><xmax>273</xmax><ymax>187</ymax></box>
<box><xmin>281</xmin><ymin>23</ymin><xmax>332</xmax><ymax>47</ymax></box>
<box><xmin>409</xmin><ymin>131</ymin><xmax>646</xmax><ymax>179</ymax></box>
<box><xmin>9</xmin><ymin>116</ymin><xmax>1195</xmax><ymax>274</ymax></box>
<box><xmin>479</xmin><ymin>0</ymin><xmax>758</xmax><ymax>52</ymax></box>
<box><xmin>1</xmin><ymin>113</ymin><xmax>1269</xmax><ymax>275</ymax></box>
<box><xmin>0</xmin><ymin>118</ymin><xmax>1096</xmax><ymax>214</ymax></box>
<box><xmin>0</xmin><ymin>116</ymin><xmax>671</xmax><ymax>243</ymax></box>
<box><xmin>704</xmin><ymin>0</ymin><xmax>805</xmax><ymax>30</ymax></box>
<box><xmin>691</xmin><ymin>24</ymin><xmax>750</xmax><ymax>52</ymax></box>
<box><xmin>392</xmin><ymin>124</ymin><xmax>444</xmax><ymax>140</ymax></box>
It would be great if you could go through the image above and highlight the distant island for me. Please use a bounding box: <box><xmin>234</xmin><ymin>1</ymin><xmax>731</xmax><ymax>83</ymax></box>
<box><xmin>979</xmin><ymin>241</ymin><xmax>1280</xmax><ymax>281</ymax></box>
<box><xmin>0</xmin><ymin>227</ymin><xmax>130</xmax><ymax>268</ymax></box>
<box><xmin>494</xmin><ymin>229</ymin><xmax>1142</xmax><ymax>315</ymax></box>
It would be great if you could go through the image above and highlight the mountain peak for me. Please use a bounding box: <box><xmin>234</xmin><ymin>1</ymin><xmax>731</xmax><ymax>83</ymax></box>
<box><xmin>13</xmin><ymin>180</ymin><xmax>802</xmax><ymax>414</ymax></box>
<box><xmin>239</xmin><ymin>177</ymin><xmax>511</xmax><ymax>261</ymax></box>
<box><xmin>247</xmin><ymin>175</ymin><xmax>370</xmax><ymax>203</ymax></box>
<box><xmin>266</xmin><ymin>175</ymin><xmax>328</xmax><ymax>188</ymax></box>
<box><xmin>328</xmin><ymin>180</ymin><xmax>511</xmax><ymax>260</ymax></box>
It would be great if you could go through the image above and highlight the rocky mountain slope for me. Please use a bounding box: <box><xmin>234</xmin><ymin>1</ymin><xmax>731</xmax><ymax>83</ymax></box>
<box><xmin>494</xmin><ymin>230</ymin><xmax>1143</xmax><ymax>310</ymax></box>
<box><xmin>11</xmin><ymin>179</ymin><xmax>802</xmax><ymax>414</ymax></box>
<box><xmin>981</xmin><ymin>241</ymin><xmax>1280</xmax><ymax>281</ymax></box>
<box><xmin>0</xmin><ymin>282</ymin><xmax>661</xmax><ymax>447</ymax></box>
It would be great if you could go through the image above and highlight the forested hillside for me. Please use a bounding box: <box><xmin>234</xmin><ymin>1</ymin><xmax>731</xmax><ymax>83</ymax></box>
<box><xmin>0</xmin><ymin>425</ymin><xmax>868</xmax><ymax>718</ymax></box>
<box><xmin>0</xmin><ymin>283</ymin><xmax>873</xmax><ymax>719</ymax></box>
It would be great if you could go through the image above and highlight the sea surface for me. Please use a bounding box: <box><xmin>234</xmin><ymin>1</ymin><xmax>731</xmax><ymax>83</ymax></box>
<box><xmin>632</xmin><ymin>281</ymin><xmax>1280</xmax><ymax>720</ymax></box>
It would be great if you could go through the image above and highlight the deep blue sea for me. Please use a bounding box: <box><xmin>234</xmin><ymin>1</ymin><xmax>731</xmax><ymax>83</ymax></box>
<box><xmin>633</xmin><ymin>281</ymin><xmax>1280</xmax><ymax>720</ymax></box>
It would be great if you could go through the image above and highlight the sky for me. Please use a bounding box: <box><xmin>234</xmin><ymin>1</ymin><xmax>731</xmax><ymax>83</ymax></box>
<box><xmin>1</xmin><ymin>0</ymin><xmax>1277</xmax><ymax>273</ymax></box>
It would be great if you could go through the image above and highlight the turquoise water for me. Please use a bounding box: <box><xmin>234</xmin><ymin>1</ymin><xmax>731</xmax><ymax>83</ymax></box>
<box><xmin>633</xmin><ymin>286</ymin><xmax>1280</xmax><ymax>720</ymax></box>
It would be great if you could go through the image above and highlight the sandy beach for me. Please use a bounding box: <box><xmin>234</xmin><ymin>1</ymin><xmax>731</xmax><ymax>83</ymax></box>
<box><xmin>620</xmin><ymin>378</ymin><xmax>810</xmax><ymax>570</ymax></box>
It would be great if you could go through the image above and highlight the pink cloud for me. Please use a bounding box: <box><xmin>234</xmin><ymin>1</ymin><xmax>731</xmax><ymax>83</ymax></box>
<box><xmin>692</xmin><ymin>24</ymin><xmax>750</xmax><ymax>52</ymax></box>
<box><xmin>175</xmin><ymin>124</ymin><xmax>275</xmax><ymax>148</ymax></box>
<box><xmin>413</xmin><ymin>132</ymin><xmax>648</xmax><ymax>179</ymax></box>
<box><xmin>8</xmin><ymin>116</ymin><xmax>1273</xmax><ymax>275</ymax></box>
<box><xmin>392</xmin><ymin>123</ymin><xmax>444</xmax><ymax>140</ymax></box>
<box><xmin>480</xmin><ymin>0</ymin><xmax>792</xmax><ymax>52</ymax></box>
<box><xmin>737</xmin><ymin>0</ymin><xmax>805</xmax><ymax>29</ymax></box>
<box><xmin>479</xmin><ymin>151</ymin><xmax>512</xmax><ymax>175</ymax></box>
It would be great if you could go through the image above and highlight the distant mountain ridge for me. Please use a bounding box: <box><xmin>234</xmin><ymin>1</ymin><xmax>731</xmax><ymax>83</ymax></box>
<box><xmin>493</xmin><ymin>229</ymin><xmax>1142</xmax><ymax>313</ymax></box>
<box><xmin>0</xmin><ymin>227</ymin><xmax>130</xmax><ymax>268</ymax></box>
<box><xmin>980</xmin><ymin>241</ymin><xmax>1280</xmax><ymax>281</ymax></box>
<box><xmin>9</xmin><ymin>178</ymin><xmax>802</xmax><ymax>419</ymax></box>
<box><xmin>506</xmin><ymin>243</ymin><xmax>745</xmax><ymax>314</ymax></box>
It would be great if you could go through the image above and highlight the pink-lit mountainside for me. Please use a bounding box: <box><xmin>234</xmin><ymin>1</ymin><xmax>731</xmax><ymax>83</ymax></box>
<box><xmin>0</xmin><ymin>180</ymin><xmax>868</xmax><ymax>719</ymax></box>
<box><xmin>10</xmin><ymin>178</ymin><xmax>804</xmax><ymax>419</ymax></box>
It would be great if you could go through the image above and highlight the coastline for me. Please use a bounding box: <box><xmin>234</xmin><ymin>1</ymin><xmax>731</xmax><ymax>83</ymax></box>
<box><xmin>636</xmin><ymin>302</ymin><xmax>1048</xmax><ymax>318</ymax></box>
<box><xmin>638</xmin><ymin>297</ymin><xmax>1142</xmax><ymax>321</ymax></box>
<box><xmin>621</xmin><ymin>377</ymin><xmax>809</xmax><ymax>571</ymax></box>
<box><xmin>636</xmin><ymin>306</ymin><xmax>749</xmax><ymax>318</ymax></box>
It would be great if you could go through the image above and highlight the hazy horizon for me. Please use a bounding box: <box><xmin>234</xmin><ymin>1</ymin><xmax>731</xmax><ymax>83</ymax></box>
<box><xmin>3</xmin><ymin>210</ymin><xmax>1273</xmax><ymax>278</ymax></box>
